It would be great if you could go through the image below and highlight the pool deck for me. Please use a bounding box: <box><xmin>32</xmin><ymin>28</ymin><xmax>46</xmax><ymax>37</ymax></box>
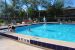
<box><xmin>0</xmin><ymin>22</ymin><xmax>59</xmax><ymax>29</ymax></box>
<box><xmin>0</xmin><ymin>35</ymin><xmax>53</xmax><ymax>50</ymax></box>
<box><xmin>2</xmin><ymin>32</ymin><xmax>75</xmax><ymax>49</ymax></box>
<box><xmin>1</xmin><ymin>22</ymin><xmax>75</xmax><ymax>29</ymax></box>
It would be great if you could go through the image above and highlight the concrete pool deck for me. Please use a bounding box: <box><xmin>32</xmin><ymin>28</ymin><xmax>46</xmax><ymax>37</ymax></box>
<box><xmin>0</xmin><ymin>35</ymin><xmax>53</xmax><ymax>50</ymax></box>
<box><xmin>1</xmin><ymin>32</ymin><xmax>75</xmax><ymax>49</ymax></box>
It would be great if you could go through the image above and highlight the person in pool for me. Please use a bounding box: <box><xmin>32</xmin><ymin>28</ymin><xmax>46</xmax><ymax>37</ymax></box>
<box><xmin>8</xmin><ymin>24</ymin><xmax>12</xmax><ymax>31</ymax></box>
<box><xmin>8</xmin><ymin>24</ymin><xmax>15</xmax><ymax>32</ymax></box>
<box><xmin>11</xmin><ymin>26</ymin><xmax>15</xmax><ymax>32</ymax></box>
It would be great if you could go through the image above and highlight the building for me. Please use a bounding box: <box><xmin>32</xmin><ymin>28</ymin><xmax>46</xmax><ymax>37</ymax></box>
<box><xmin>64</xmin><ymin>7</ymin><xmax>75</xmax><ymax>17</ymax></box>
<box><xmin>63</xmin><ymin>7</ymin><xmax>75</xmax><ymax>20</ymax></box>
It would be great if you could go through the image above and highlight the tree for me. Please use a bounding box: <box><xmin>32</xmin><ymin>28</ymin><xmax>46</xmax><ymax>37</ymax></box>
<box><xmin>55</xmin><ymin>0</ymin><xmax>64</xmax><ymax>17</ymax></box>
<box><xmin>1</xmin><ymin>0</ymin><xmax>64</xmax><ymax>21</ymax></box>
<box><xmin>46</xmin><ymin>0</ymin><xmax>64</xmax><ymax>17</ymax></box>
<box><xmin>0</xmin><ymin>0</ymin><xmax>5</xmax><ymax>16</ymax></box>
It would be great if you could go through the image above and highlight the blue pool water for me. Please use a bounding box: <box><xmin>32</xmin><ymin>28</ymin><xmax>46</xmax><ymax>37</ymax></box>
<box><xmin>16</xmin><ymin>24</ymin><xmax>75</xmax><ymax>42</ymax></box>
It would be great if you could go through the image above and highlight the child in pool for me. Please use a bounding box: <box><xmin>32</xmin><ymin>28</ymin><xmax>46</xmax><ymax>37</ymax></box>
<box><xmin>8</xmin><ymin>24</ymin><xmax>12</xmax><ymax>31</ymax></box>
<box><xmin>11</xmin><ymin>26</ymin><xmax>15</xmax><ymax>32</ymax></box>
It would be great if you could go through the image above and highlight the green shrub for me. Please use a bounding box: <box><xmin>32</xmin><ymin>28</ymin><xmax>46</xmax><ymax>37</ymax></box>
<box><xmin>0</xmin><ymin>19</ymin><xmax>4</xmax><ymax>23</ymax></box>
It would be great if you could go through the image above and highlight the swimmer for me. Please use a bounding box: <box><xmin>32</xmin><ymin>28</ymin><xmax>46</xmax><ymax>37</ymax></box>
<box><xmin>8</xmin><ymin>24</ymin><xmax>12</xmax><ymax>32</ymax></box>
<box><xmin>12</xmin><ymin>26</ymin><xmax>15</xmax><ymax>32</ymax></box>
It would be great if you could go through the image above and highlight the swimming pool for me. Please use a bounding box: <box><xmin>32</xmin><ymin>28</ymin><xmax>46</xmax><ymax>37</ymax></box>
<box><xmin>15</xmin><ymin>23</ymin><xmax>75</xmax><ymax>42</ymax></box>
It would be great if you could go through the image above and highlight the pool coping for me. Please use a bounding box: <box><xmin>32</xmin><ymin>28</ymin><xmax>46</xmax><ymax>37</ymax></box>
<box><xmin>0</xmin><ymin>32</ymin><xmax>75</xmax><ymax>50</ymax></box>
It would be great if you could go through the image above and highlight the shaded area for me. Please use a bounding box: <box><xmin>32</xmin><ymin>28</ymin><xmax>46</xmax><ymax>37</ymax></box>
<box><xmin>30</xmin><ymin>40</ymin><xmax>75</xmax><ymax>50</ymax></box>
<box><xmin>0</xmin><ymin>35</ymin><xmax>6</xmax><ymax>39</ymax></box>
<box><xmin>0</xmin><ymin>33</ymin><xmax>18</xmax><ymax>40</ymax></box>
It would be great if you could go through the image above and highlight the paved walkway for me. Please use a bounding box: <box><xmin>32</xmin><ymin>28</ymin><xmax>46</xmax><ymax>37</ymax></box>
<box><xmin>0</xmin><ymin>36</ymin><xmax>53</xmax><ymax>50</ymax></box>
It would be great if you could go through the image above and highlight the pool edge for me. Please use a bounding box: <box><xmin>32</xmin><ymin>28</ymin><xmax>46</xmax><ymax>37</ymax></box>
<box><xmin>0</xmin><ymin>32</ymin><xmax>75</xmax><ymax>50</ymax></box>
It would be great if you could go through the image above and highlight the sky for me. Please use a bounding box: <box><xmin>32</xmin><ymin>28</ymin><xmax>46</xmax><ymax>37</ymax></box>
<box><xmin>64</xmin><ymin>0</ymin><xmax>75</xmax><ymax>7</ymax></box>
